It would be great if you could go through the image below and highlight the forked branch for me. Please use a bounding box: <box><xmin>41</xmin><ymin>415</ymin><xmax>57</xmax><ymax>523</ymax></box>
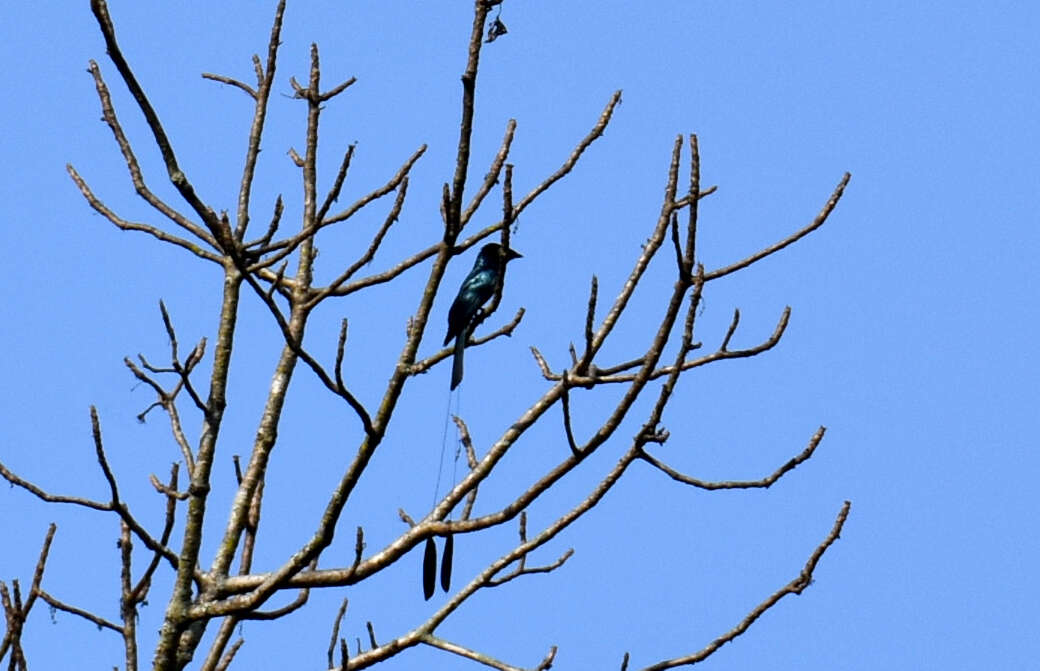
<box><xmin>639</xmin><ymin>426</ymin><xmax>827</xmax><ymax>490</ymax></box>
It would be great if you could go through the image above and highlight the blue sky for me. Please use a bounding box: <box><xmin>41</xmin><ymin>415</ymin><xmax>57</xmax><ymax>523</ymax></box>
<box><xmin>1</xmin><ymin>1</ymin><xmax>1037</xmax><ymax>669</ymax></box>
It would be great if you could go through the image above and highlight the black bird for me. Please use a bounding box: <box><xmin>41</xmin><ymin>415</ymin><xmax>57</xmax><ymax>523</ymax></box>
<box><xmin>443</xmin><ymin>242</ymin><xmax>522</xmax><ymax>389</ymax></box>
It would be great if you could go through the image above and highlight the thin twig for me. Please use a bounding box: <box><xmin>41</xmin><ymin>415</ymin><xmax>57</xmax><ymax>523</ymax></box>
<box><xmin>25</xmin><ymin>524</ymin><xmax>57</xmax><ymax>614</ymax></box>
<box><xmin>445</xmin><ymin>0</ymin><xmax>493</xmax><ymax>237</ymax></box>
<box><xmin>460</xmin><ymin>119</ymin><xmax>517</xmax><ymax>228</ymax></box>
<box><xmin>89</xmin><ymin>0</ymin><xmax>231</xmax><ymax>249</ymax></box>
<box><xmin>486</xmin><ymin>548</ymin><xmax>574</xmax><ymax>588</ymax></box>
<box><xmin>66</xmin><ymin>164</ymin><xmax>221</xmax><ymax>263</ymax></box>
<box><xmin>255</xmin><ymin>145</ymin><xmax>426</xmax><ymax>266</ymax></box>
<box><xmin>244</xmin><ymin>195</ymin><xmax>284</xmax><ymax>250</ymax></box>
<box><xmin>563</xmin><ymin>307</ymin><xmax>791</xmax><ymax>386</ymax></box>
<box><xmin>36</xmin><ymin>590</ymin><xmax>123</xmax><ymax>634</ymax></box>
<box><xmin>234</xmin><ymin>261</ymin><xmax>375</xmax><ymax>436</ymax></box>
<box><xmin>513</xmin><ymin>91</ymin><xmax>623</xmax><ymax>217</ymax></box>
<box><xmin>214</xmin><ymin>639</ymin><xmax>245</xmax><ymax>671</ymax></box>
<box><xmin>201</xmin><ymin>73</ymin><xmax>257</xmax><ymax>99</ymax></box>
<box><xmin>639</xmin><ymin>501</ymin><xmax>852</xmax><ymax>670</ymax></box>
<box><xmin>233</xmin><ymin>0</ymin><xmax>287</xmax><ymax>240</ymax></box>
<box><xmin>582</xmin><ymin>276</ymin><xmax>598</xmax><ymax>369</ymax></box>
<box><xmin>134</xmin><ymin>464</ymin><xmax>181</xmax><ymax>601</ymax></box>
<box><xmin>639</xmin><ymin>427</ymin><xmax>826</xmax><ymax>490</ymax></box>
<box><xmin>316</xmin><ymin>144</ymin><xmax>357</xmax><ymax>224</ymax></box>
<box><xmin>309</xmin><ymin>176</ymin><xmax>411</xmax><ymax>306</ymax></box>
<box><xmin>0</xmin><ymin>461</ymin><xmax>109</xmax><ymax>512</ymax></box>
<box><xmin>333</xmin><ymin>319</ymin><xmax>349</xmax><ymax>391</ymax></box>
<box><xmin>240</xmin><ymin>588</ymin><xmax>310</xmax><ymax>620</ymax></box>
<box><xmin>366</xmin><ymin>621</ymin><xmax>378</xmax><ymax>649</ymax></box>
<box><xmin>0</xmin><ymin>523</ymin><xmax>58</xmax><ymax>667</ymax></box>
<box><xmin>82</xmin><ymin>60</ymin><xmax>215</xmax><ymax>246</ymax></box>
<box><xmin>321</xmin><ymin>242</ymin><xmax>442</xmax><ymax>297</ymax></box>
<box><xmin>704</xmin><ymin>172</ymin><xmax>851</xmax><ymax>281</ymax></box>
<box><xmin>454</xmin><ymin>416</ymin><xmax>481</xmax><ymax>521</ymax></box>
<box><xmin>421</xmin><ymin>634</ymin><xmax>529</xmax><ymax>671</ymax></box>
<box><xmin>559</xmin><ymin>373</ymin><xmax>582</xmax><ymax>457</ymax></box>
<box><xmin>409</xmin><ymin>308</ymin><xmax>525</xmax><ymax>376</ymax></box>
<box><xmin>327</xmin><ymin>598</ymin><xmax>349</xmax><ymax>669</ymax></box>
<box><xmin>92</xmin><ymin>406</ymin><xmax>184</xmax><ymax>569</ymax></box>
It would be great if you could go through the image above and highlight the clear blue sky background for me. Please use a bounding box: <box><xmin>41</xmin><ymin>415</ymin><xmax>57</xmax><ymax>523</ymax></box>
<box><xmin>2</xmin><ymin>2</ymin><xmax>1037</xmax><ymax>669</ymax></box>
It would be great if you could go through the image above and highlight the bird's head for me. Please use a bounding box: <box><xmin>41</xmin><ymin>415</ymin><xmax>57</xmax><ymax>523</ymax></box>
<box><xmin>479</xmin><ymin>242</ymin><xmax>522</xmax><ymax>266</ymax></box>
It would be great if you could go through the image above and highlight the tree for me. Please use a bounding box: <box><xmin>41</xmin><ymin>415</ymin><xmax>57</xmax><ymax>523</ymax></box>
<box><xmin>0</xmin><ymin>1</ymin><xmax>851</xmax><ymax>669</ymax></box>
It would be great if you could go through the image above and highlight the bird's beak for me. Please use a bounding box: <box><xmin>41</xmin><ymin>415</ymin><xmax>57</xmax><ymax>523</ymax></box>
<box><xmin>505</xmin><ymin>248</ymin><xmax>522</xmax><ymax>261</ymax></box>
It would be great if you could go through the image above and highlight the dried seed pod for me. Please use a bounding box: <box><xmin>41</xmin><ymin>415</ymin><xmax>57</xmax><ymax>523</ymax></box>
<box><xmin>422</xmin><ymin>537</ymin><xmax>437</xmax><ymax>600</ymax></box>
<box><xmin>440</xmin><ymin>534</ymin><xmax>454</xmax><ymax>592</ymax></box>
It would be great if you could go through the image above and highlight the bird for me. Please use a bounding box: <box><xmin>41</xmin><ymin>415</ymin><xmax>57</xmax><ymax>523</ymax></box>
<box><xmin>443</xmin><ymin>242</ymin><xmax>522</xmax><ymax>390</ymax></box>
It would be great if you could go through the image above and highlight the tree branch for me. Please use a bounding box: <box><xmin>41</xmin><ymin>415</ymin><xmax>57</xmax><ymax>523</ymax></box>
<box><xmin>421</xmin><ymin>634</ymin><xmax>556</xmax><ymax>671</ymax></box>
<box><xmin>704</xmin><ymin>172</ymin><xmax>851</xmax><ymax>281</ymax></box>
<box><xmin>201</xmin><ymin>72</ymin><xmax>257</xmax><ymax>99</ymax></box>
<box><xmin>308</xmin><ymin>175</ymin><xmax>411</xmax><ymax>306</ymax></box>
<box><xmin>639</xmin><ymin>501</ymin><xmax>852</xmax><ymax>670</ymax></box>
<box><xmin>66</xmin><ymin>164</ymin><xmax>221</xmax><ymax>263</ymax></box>
<box><xmin>36</xmin><ymin>589</ymin><xmax>124</xmax><ymax>634</ymax></box>
<box><xmin>254</xmin><ymin>145</ymin><xmax>427</xmax><ymax>268</ymax></box>
<box><xmin>90</xmin><ymin>0</ymin><xmax>231</xmax><ymax>250</ymax></box>
<box><xmin>639</xmin><ymin>426</ymin><xmax>826</xmax><ymax>490</ymax></box>
<box><xmin>233</xmin><ymin>0</ymin><xmax>288</xmax><ymax>240</ymax></box>
<box><xmin>513</xmin><ymin>90</ymin><xmax>622</xmax><ymax>218</ymax></box>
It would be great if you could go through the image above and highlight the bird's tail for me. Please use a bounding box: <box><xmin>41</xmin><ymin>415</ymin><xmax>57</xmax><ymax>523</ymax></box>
<box><xmin>450</xmin><ymin>334</ymin><xmax>465</xmax><ymax>390</ymax></box>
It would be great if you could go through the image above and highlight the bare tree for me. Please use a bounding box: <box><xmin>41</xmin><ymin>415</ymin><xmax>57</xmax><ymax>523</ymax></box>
<box><xmin>0</xmin><ymin>1</ymin><xmax>852</xmax><ymax>669</ymax></box>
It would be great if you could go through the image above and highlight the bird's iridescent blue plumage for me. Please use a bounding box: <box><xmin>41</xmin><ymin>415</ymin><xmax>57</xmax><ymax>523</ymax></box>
<box><xmin>443</xmin><ymin>243</ymin><xmax>521</xmax><ymax>389</ymax></box>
